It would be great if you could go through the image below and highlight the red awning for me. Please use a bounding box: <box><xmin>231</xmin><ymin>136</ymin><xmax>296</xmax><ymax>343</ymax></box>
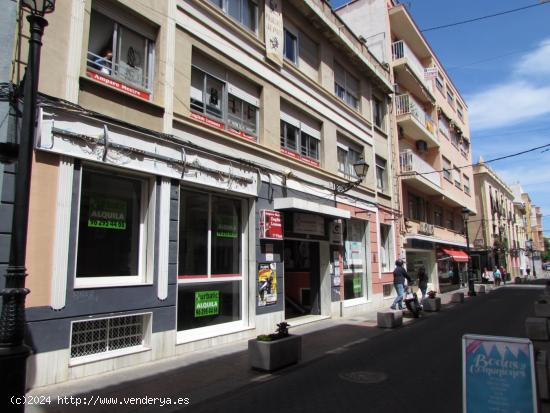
<box><xmin>441</xmin><ymin>248</ymin><xmax>469</xmax><ymax>262</ymax></box>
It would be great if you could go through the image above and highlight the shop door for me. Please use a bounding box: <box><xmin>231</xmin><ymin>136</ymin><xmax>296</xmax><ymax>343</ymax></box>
<box><xmin>283</xmin><ymin>240</ymin><xmax>320</xmax><ymax>319</ymax></box>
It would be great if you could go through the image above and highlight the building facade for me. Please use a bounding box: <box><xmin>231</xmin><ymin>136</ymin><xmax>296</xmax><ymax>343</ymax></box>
<box><xmin>337</xmin><ymin>0</ymin><xmax>476</xmax><ymax>293</ymax></box>
<box><xmin>6</xmin><ymin>0</ymin><xmax>404</xmax><ymax>388</ymax></box>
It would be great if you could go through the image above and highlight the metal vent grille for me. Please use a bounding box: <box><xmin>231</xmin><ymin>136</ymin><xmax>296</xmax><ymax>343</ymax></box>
<box><xmin>71</xmin><ymin>315</ymin><xmax>144</xmax><ymax>358</ymax></box>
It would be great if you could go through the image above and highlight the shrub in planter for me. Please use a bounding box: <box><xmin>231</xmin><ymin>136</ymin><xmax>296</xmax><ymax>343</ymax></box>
<box><xmin>249</xmin><ymin>322</ymin><xmax>301</xmax><ymax>372</ymax></box>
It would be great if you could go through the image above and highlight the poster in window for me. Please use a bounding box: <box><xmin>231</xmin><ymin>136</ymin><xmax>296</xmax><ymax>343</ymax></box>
<box><xmin>264</xmin><ymin>0</ymin><xmax>283</xmax><ymax>66</ymax></box>
<box><xmin>87</xmin><ymin>197</ymin><xmax>127</xmax><ymax>230</ymax></box>
<box><xmin>215</xmin><ymin>203</ymin><xmax>239</xmax><ymax>238</ymax></box>
<box><xmin>194</xmin><ymin>290</ymin><xmax>220</xmax><ymax>317</ymax></box>
<box><xmin>258</xmin><ymin>263</ymin><xmax>277</xmax><ymax>306</ymax></box>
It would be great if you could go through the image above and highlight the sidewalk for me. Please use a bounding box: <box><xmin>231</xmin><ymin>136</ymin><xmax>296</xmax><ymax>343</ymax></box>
<box><xmin>24</xmin><ymin>286</ymin><xmax>490</xmax><ymax>413</ymax></box>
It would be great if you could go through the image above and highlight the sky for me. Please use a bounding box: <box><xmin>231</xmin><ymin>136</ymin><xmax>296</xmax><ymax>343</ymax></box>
<box><xmin>332</xmin><ymin>0</ymin><xmax>550</xmax><ymax>236</ymax></box>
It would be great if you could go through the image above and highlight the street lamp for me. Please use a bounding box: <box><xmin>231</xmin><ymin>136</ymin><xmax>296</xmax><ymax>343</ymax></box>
<box><xmin>526</xmin><ymin>239</ymin><xmax>537</xmax><ymax>278</ymax></box>
<box><xmin>462</xmin><ymin>207</ymin><xmax>477</xmax><ymax>296</ymax></box>
<box><xmin>335</xmin><ymin>159</ymin><xmax>369</xmax><ymax>194</ymax></box>
<box><xmin>0</xmin><ymin>0</ymin><xmax>55</xmax><ymax>409</ymax></box>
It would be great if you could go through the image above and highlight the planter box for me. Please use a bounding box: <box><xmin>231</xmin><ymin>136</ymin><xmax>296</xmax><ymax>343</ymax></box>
<box><xmin>535</xmin><ymin>301</ymin><xmax>550</xmax><ymax>318</ymax></box>
<box><xmin>248</xmin><ymin>335</ymin><xmax>302</xmax><ymax>372</ymax></box>
<box><xmin>422</xmin><ymin>297</ymin><xmax>441</xmax><ymax>312</ymax></box>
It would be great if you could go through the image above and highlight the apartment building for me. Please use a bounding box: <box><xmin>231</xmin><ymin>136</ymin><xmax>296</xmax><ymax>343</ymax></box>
<box><xmin>521</xmin><ymin>192</ymin><xmax>544</xmax><ymax>275</ymax></box>
<box><xmin>469</xmin><ymin>161</ymin><xmax>517</xmax><ymax>277</ymax></box>
<box><xmin>337</xmin><ymin>0</ymin><xmax>476</xmax><ymax>293</ymax></box>
<box><xmin>510</xmin><ymin>183</ymin><xmax>530</xmax><ymax>276</ymax></box>
<box><xmin>8</xmin><ymin>0</ymin><xmax>397</xmax><ymax>388</ymax></box>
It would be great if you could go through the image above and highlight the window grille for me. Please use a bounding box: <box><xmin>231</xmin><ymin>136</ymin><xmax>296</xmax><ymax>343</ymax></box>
<box><xmin>71</xmin><ymin>314</ymin><xmax>145</xmax><ymax>359</ymax></box>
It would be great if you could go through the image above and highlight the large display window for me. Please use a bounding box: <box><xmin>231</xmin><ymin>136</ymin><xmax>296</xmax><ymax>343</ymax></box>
<box><xmin>177</xmin><ymin>189</ymin><xmax>246</xmax><ymax>337</ymax></box>
<box><xmin>343</xmin><ymin>220</ymin><xmax>367</xmax><ymax>300</ymax></box>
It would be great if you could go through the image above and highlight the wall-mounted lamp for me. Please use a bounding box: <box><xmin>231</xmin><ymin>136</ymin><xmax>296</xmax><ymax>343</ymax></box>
<box><xmin>335</xmin><ymin>159</ymin><xmax>369</xmax><ymax>194</ymax></box>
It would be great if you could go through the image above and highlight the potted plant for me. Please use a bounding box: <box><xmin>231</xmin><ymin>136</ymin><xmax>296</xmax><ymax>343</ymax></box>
<box><xmin>248</xmin><ymin>322</ymin><xmax>302</xmax><ymax>372</ymax></box>
<box><xmin>422</xmin><ymin>290</ymin><xmax>441</xmax><ymax>312</ymax></box>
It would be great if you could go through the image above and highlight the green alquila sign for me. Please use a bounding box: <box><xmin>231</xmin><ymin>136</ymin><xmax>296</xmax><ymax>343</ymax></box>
<box><xmin>353</xmin><ymin>276</ymin><xmax>362</xmax><ymax>295</ymax></box>
<box><xmin>194</xmin><ymin>290</ymin><xmax>220</xmax><ymax>317</ymax></box>
<box><xmin>88</xmin><ymin>197</ymin><xmax>127</xmax><ymax>230</ymax></box>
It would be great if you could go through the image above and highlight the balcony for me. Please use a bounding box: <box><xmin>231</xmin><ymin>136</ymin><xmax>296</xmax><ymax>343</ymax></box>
<box><xmin>395</xmin><ymin>94</ymin><xmax>438</xmax><ymax>147</ymax></box>
<box><xmin>392</xmin><ymin>40</ymin><xmax>435</xmax><ymax>104</ymax></box>
<box><xmin>400</xmin><ymin>150</ymin><xmax>442</xmax><ymax>195</ymax></box>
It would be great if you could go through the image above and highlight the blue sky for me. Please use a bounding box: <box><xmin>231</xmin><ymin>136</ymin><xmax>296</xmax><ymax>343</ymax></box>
<box><xmin>332</xmin><ymin>0</ymin><xmax>550</xmax><ymax>235</ymax></box>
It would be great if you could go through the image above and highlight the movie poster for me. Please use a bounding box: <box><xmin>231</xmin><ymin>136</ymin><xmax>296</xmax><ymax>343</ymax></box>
<box><xmin>258</xmin><ymin>263</ymin><xmax>277</xmax><ymax>306</ymax></box>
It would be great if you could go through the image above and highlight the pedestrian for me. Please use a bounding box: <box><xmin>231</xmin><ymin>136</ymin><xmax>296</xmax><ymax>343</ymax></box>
<box><xmin>417</xmin><ymin>266</ymin><xmax>428</xmax><ymax>302</ymax></box>
<box><xmin>493</xmin><ymin>266</ymin><xmax>502</xmax><ymax>286</ymax></box>
<box><xmin>391</xmin><ymin>259</ymin><xmax>411</xmax><ymax>310</ymax></box>
<box><xmin>481</xmin><ymin>267</ymin><xmax>489</xmax><ymax>284</ymax></box>
<box><xmin>500</xmin><ymin>266</ymin><xmax>507</xmax><ymax>285</ymax></box>
<box><xmin>526</xmin><ymin>266</ymin><xmax>531</xmax><ymax>278</ymax></box>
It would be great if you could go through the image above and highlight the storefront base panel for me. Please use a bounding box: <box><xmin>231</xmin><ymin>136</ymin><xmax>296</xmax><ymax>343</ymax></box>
<box><xmin>175</xmin><ymin>328</ymin><xmax>255</xmax><ymax>356</ymax></box>
<box><xmin>26</xmin><ymin>330</ymin><xmax>176</xmax><ymax>389</ymax></box>
<box><xmin>256</xmin><ymin>311</ymin><xmax>286</xmax><ymax>335</ymax></box>
<box><xmin>339</xmin><ymin>292</ymin><xmax>386</xmax><ymax>317</ymax></box>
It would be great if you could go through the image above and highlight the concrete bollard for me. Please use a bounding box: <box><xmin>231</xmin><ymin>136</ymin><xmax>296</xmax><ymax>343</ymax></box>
<box><xmin>377</xmin><ymin>311</ymin><xmax>403</xmax><ymax>328</ymax></box>
<box><xmin>515</xmin><ymin>277</ymin><xmax>522</xmax><ymax>284</ymax></box>
<box><xmin>526</xmin><ymin>317</ymin><xmax>550</xmax><ymax>341</ymax></box>
<box><xmin>476</xmin><ymin>285</ymin><xmax>486</xmax><ymax>294</ymax></box>
<box><xmin>451</xmin><ymin>292</ymin><xmax>465</xmax><ymax>303</ymax></box>
<box><xmin>422</xmin><ymin>297</ymin><xmax>441</xmax><ymax>312</ymax></box>
<box><xmin>535</xmin><ymin>300</ymin><xmax>550</xmax><ymax>318</ymax></box>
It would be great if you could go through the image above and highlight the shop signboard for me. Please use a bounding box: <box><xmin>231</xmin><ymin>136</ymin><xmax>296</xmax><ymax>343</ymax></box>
<box><xmin>329</xmin><ymin>220</ymin><xmax>343</xmax><ymax>245</ymax></box>
<box><xmin>462</xmin><ymin>334</ymin><xmax>537</xmax><ymax>413</ymax></box>
<box><xmin>88</xmin><ymin>197</ymin><xmax>127</xmax><ymax>230</ymax></box>
<box><xmin>260</xmin><ymin>209</ymin><xmax>283</xmax><ymax>240</ymax></box>
<box><xmin>293</xmin><ymin>213</ymin><xmax>325</xmax><ymax>236</ymax></box>
<box><xmin>418</xmin><ymin>222</ymin><xmax>434</xmax><ymax>236</ymax></box>
<box><xmin>257</xmin><ymin>263</ymin><xmax>277</xmax><ymax>306</ymax></box>
<box><xmin>194</xmin><ymin>291</ymin><xmax>220</xmax><ymax>317</ymax></box>
<box><xmin>353</xmin><ymin>276</ymin><xmax>362</xmax><ymax>295</ymax></box>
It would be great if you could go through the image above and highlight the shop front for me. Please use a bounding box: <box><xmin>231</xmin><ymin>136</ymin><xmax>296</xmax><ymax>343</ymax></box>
<box><xmin>437</xmin><ymin>246</ymin><xmax>469</xmax><ymax>293</ymax></box>
<box><xmin>404</xmin><ymin>239</ymin><xmax>436</xmax><ymax>293</ymax></box>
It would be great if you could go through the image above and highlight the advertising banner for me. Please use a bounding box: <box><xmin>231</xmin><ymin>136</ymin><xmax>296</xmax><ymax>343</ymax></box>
<box><xmin>264</xmin><ymin>0</ymin><xmax>284</xmax><ymax>66</ymax></box>
<box><xmin>88</xmin><ymin>197</ymin><xmax>127</xmax><ymax>230</ymax></box>
<box><xmin>462</xmin><ymin>334</ymin><xmax>537</xmax><ymax>413</ymax></box>
<box><xmin>194</xmin><ymin>291</ymin><xmax>220</xmax><ymax>317</ymax></box>
<box><xmin>258</xmin><ymin>263</ymin><xmax>277</xmax><ymax>306</ymax></box>
<box><xmin>260</xmin><ymin>210</ymin><xmax>283</xmax><ymax>240</ymax></box>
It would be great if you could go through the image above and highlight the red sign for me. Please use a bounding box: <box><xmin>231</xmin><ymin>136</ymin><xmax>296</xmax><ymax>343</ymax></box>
<box><xmin>260</xmin><ymin>210</ymin><xmax>283</xmax><ymax>240</ymax></box>
<box><xmin>280</xmin><ymin>148</ymin><xmax>320</xmax><ymax>168</ymax></box>
<box><xmin>86</xmin><ymin>71</ymin><xmax>150</xmax><ymax>100</ymax></box>
<box><xmin>190</xmin><ymin>113</ymin><xmax>257</xmax><ymax>143</ymax></box>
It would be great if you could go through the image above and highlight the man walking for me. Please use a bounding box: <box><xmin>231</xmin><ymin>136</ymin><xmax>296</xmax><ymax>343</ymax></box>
<box><xmin>391</xmin><ymin>259</ymin><xmax>411</xmax><ymax>310</ymax></box>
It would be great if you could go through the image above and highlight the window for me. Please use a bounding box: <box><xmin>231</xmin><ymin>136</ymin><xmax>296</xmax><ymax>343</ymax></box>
<box><xmin>460</xmin><ymin>138</ymin><xmax>470</xmax><ymax>157</ymax></box>
<box><xmin>75</xmin><ymin>169</ymin><xmax>153</xmax><ymax>287</ymax></box>
<box><xmin>436</xmin><ymin>72</ymin><xmax>444</xmax><ymax>95</ymax></box>
<box><xmin>280</xmin><ymin>109</ymin><xmax>321</xmax><ymax>164</ymax></box>
<box><xmin>463</xmin><ymin>175</ymin><xmax>470</xmax><ymax>195</ymax></box>
<box><xmin>380</xmin><ymin>224</ymin><xmax>393</xmax><ymax>272</ymax></box>
<box><xmin>451</xmin><ymin>131</ymin><xmax>460</xmax><ymax>148</ymax></box>
<box><xmin>298</xmin><ymin>31</ymin><xmax>319</xmax><ymax>79</ymax></box>
<box><xmin>408</xmin><ymin>193</ymin><xmax>426</xmax><ymax>221</ymax></box>
<box><xmin>457</xmin><ymin>102</ymin><xmax>464</xmax><ymax>121</ymax></box>
<box><xmin>446</xmin><ymin>87</ymin><xmax>455</xmax><ymax>107</ymax></box>
<box><xmin>334</xmin><ymin>62</ymin><xmax>359</xmax><ymax>109</ymax></box>
<box><xmin>177</xmin><ymin>190</ymin><xmax>244</xmax><ymax>332</ymax></box>
<box><xmin>190</xmin><ymin>65</ymin><xmax>259</xmax><ymax>140</ymax></box>
<box><xmin>433</xmin><ymin>206</ymin><xmax>443</xmax><ymax>226</ymax></box>
<box><xmin>446</xmin><ymin>211</ymin><xmax>455</xmax><ymax>230</ymax></box>
<box><xmin>453</xmin><ymin>167</ymin><xmax>462</xmax><ymax>189</ymax></box>
<box><xmin>442</xmin><ymin>157</ymin><xmax>452</xmax><ymax>182</ymax></box>
<box><xmin>376</xmin><ymin>156</ymin><xmax>387</xmax><ymax>192</ymax></box>
<box><xmin>87</xmin><ymin>9</ymin><xmax>155</xmax><ymax>92</ymax></box>
<box><xmin>373</xmin><ymin>96</ymin><xmax>385</xmax><ymax>130</ymax></box>
<box><xmin>343</xmin><ymin>220</ymin><xmax>367</xmax><ymax>299</ymax></box>
<box><xmin>337</xmin><ymin>139</ymin><xmax>362</xmax><ymax>178</ymax></box>
<box><xmin>284</xmin><ymin>28</ymin><xmax>298</xmax><ymax>64</ymax></box>
<box><xmin>438</xmin><ymin>116</ymin><xmax>450</xmax><ymax>139</ymax></box>
<box><xmin>209</xmin><ymin>0</ymin><xmax>258</xmax><ymax>32</ymax></box>
<box><xmin>70</xmin><ymin>314</ymin><xmax>150</xmax><ymax>362</ymax></box>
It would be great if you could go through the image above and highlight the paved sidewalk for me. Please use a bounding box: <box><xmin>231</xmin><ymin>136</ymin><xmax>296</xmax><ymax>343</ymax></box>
<box><xmin>24</xmin><ymin>285</ymin><xmax>504</xmax><ymax>413</ymax></box>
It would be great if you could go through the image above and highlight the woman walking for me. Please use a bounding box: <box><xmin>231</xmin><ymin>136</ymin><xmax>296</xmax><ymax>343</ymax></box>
<box><xmin>417</xmin><ymin>266</ymin><xmax>428</xmax><ymax>302</ymax></box>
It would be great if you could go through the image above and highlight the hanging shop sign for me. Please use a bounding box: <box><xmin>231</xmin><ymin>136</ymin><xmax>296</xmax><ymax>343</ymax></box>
<box><xmin>86</xmin><ymin>70</ymin><xmax>150</xmax><ymax>100</ymax></box>
<box><xmin>260</xmin><ymin>210</ymin><xmax>283</xmax><ymax>240</ymax></box>
<box><xmin>264</xmin><ymin>0</ymin><xmax>284</xmax><ymax>66</ymax></box>
<box><xmin>329</xmin><ymin>220</ymin><xmax>343</xmax><ymax>245</ymax></box>
<box><xmin>462</xmin><ymin>334</ymin><xmax>537</xmax><ymax>413</ymax></box>
<box><xmin>418</xmin><ymin>222</ymin><xmax>434</xmax><ymax>236</ymax></box>
<box><xmin>88</xmin><ymin>197</ymin><xmax>127</xmax><ymax>230</ymax></box>
<box><xmin>293</xmin><ymin>213</ymin><xmax>325</xmax><ymax>236</ymax></box>
<box><xmin>194</xmin><ymin>290</ymin><xmax>220</xmax><ymax>317</ymax></box>
<box><xmin>257</xmin><ymin>263</ymin><xmax>278</xmax><ymax>307</ymax></box>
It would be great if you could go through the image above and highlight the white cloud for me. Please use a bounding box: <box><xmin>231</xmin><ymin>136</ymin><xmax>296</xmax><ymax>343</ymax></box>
<box><xmin>515</xmin><ymin>39</ymin><xmax>550</xmax><ymax>78</ymax></box>
<box><xmin>468</xmin><ymin>38</ymin><xmax>550</xmax><ymax>131</ymax></box>
<box><xmin>468</xmin><ymin>81</ymin><xmax>550</xmax><ymax>130</ymax></box>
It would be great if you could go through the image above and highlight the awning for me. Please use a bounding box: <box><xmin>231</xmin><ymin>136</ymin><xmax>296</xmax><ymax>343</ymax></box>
<box><xmin>273</xmin><ymin>197</ymin><xmax>351</xmax><ymax>219</ymax></box>
<box><xmin>441</xmin><ymin>248</ymin><xmax>469</xmax><ymax>262</ymax></box>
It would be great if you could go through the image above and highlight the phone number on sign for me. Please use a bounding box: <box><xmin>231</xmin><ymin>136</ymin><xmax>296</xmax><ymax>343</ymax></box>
<box><xmin>11</xmin><ymin>395</ymin><xmax>190</xmax><ymax>407</ymax></box>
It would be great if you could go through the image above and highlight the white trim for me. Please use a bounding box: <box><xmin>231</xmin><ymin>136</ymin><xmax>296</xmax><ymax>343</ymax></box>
<box><xmin>405</xmin><ymin>234</ymin><xmax>467</xmax><ymax>248</ymax></box>
<box><xmin>376</xmin><ymin>209</ymin><xmax>382</xmax><ymax>277</ymax></box>
<box><xmin>227</xmin><ymin>83</ymin><xmax>260</xmax><ymax>107</ymax></box>
<box><xmin>50</xmin><ymin>156</ymin><xmax>74</xmax><ymax>310</ymax></box>
<box><xmin>301</xmin><ymin>123</ymin><xmax>321</xmax><ymax>140</ymax></box>
<box><xmin>343</xmin><ymin>296</ymin><xmax>368</xmax><ymax>307</ymax></box>
<box><xmin>273</xmin><ymin>197</ymin><xmax>351</xmax><ymax>219</ymax></box>
<box><xmin>157</xmin><ymin>178</ymin><xmax>171</xmax><ymax>300</ymax></box>
<box><xmin>69</xmin><ymin>345</ymin><xmax>150</xmax><ymax>367</ymax></box>
<box><xmin>390</xmin><ymin>221</ymin><xmax>397</xmax><ymax>265</ymax></box>
<box><xmin>280</xmin><ymin>111</ymin><xmax>300</xmax><ymax>128</ymax></box>
<box><xmin>67</xmin><ymin>1</ymin><xmax>85</xmax><ymax>103</ymax></box>
<box><xmin>337</xmin><ymin>142</ymin><xmax>349</xmax><ymax>151</ymax></box>
<box><xmin>176</xmin><ymin>320</ymin><xmax>249</xmax><ymax>344</ymax></box>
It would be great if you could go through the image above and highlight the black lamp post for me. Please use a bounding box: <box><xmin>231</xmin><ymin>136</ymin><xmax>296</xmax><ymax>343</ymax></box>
<box><xmin>0</xmin><ymin>0</ymin><xmax>54</xmax><ymax>409</ymax></box>
<box><xmin>526</xmin><ymin>239</ymin><xmax>537</xmax><ymax>278</ymax></box>
<box><xmin>335</xmin><ymin>159</ymin><xmax>369</xmax><ymax>194</ymax></box>
<box><xmin>462</xmin><ymin>207</ymin><xmax>476</xmax><ymax>296</ymax></box>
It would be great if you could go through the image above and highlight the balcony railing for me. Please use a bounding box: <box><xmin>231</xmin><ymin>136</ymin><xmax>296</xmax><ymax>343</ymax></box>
<box><xmin>395</xmin><ymin>94</ymin><xmax>436</xmax><ymax>136</ymax></box>
<box><xmin>87</xmin><ymin>51</ymin><xmax>151</xmax><ymax>92</ymax></box>
<box><xmin>400</xmin><ymin>150</ymin><xmax>441</xmax><ymax>188</ymax></box>
<box><xmin>392</xmin><ymin>40</ymin><xmax>432</xmax><ymax>91</ymax></box>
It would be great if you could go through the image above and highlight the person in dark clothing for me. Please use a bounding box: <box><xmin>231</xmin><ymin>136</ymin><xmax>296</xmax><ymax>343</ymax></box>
<box><xmin>417</xmin><ymin>266</ymin><xmax>428</xmax><ymax>302</ymax></box>
<box><xmin>391</xmin><ymin>259</ymin><xmax>412</xmax><ymax>310</ymax></box>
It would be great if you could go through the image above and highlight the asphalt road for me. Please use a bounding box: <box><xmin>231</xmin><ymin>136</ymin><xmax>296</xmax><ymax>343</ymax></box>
<box><xmin>186</xmin><ymin>285</ymin><xmax>541</xmax><ymax>413</ymax></box>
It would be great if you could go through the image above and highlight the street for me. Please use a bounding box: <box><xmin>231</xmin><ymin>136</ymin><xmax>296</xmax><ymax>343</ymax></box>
<box><xmin>186</xmin><ymin>285</ymin><xmax>541</xmax><ymax>413</ymax></box>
